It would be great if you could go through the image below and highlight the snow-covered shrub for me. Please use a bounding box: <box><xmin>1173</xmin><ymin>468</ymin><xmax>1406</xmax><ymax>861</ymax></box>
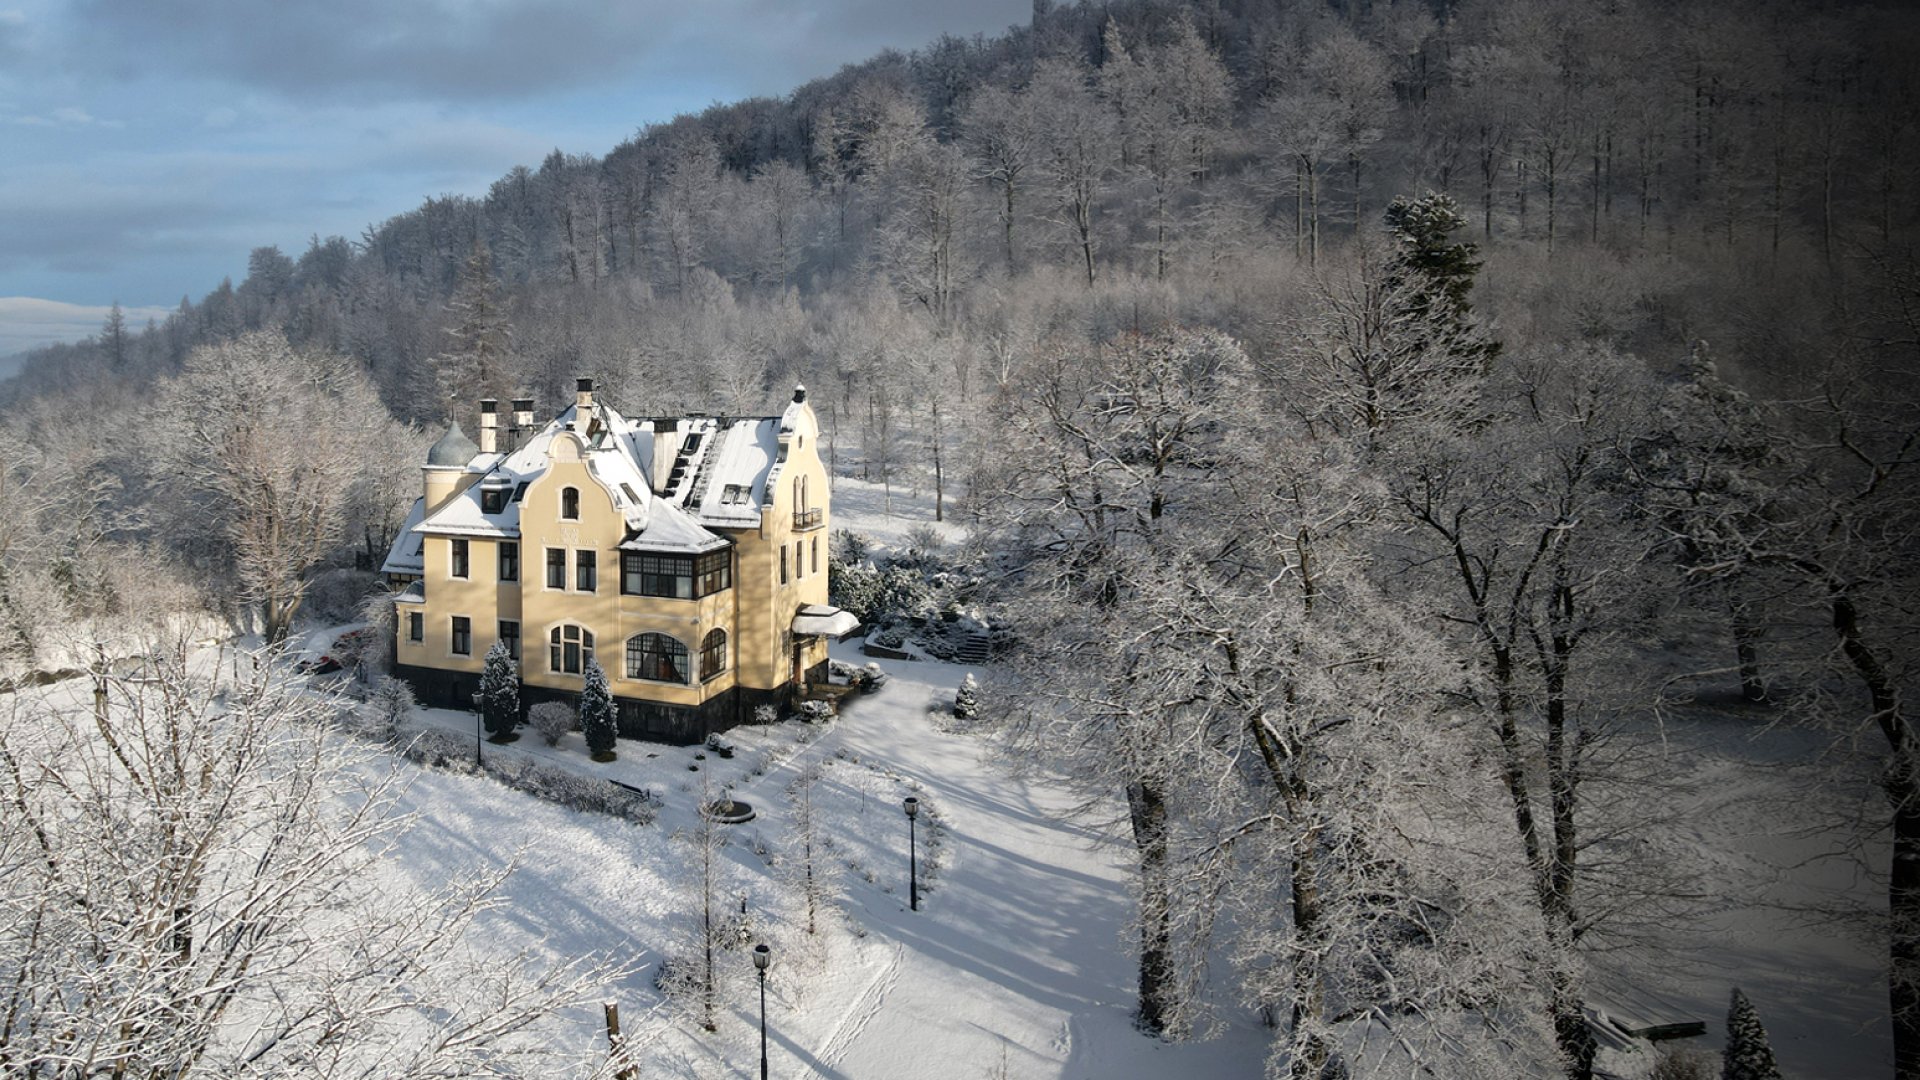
<box><xmin>829</xmin><ymin>528</ymin><xmax>868</xmax><ymax>565</ymax></box>
<box><xmin>797</xmin><ymin>699</ymin><xmax>835</xmax><ymax>724</ymax></box>
<box><xmin>829</xmin><ymin>559</ymin><xmax>884</xmax><ymax>621</ymax></box>
<box><xmin>580</xmin><ymin>658</ymin><xmax>616</xmax><ymax>761</ymax></box>
<box><xmin>953</xmin><ymin>674</ymin><xmax>979</xmax><ymax>719</ymax></box>
<box><xmin>753</xmin><ymin>703</ymin><xmax>779</xmax><ymax>725</ymax></box>
<box><xmin>396</xmin><ymin>726</ymin><xmax>652</xmax><ymax>822</ymax></box>
<box><xmin>358</xmin><ymin>676</ymin><xmax>415</xmax><ymax>741</ymax></box>
<box><xmin>870</xmin><ymin>626</ymin><xmax>905</xmax><ymax>649</ymax></box>
<box><xmin>899</xmin><ymin>524</ymin><xmax>944</xmax><ymax>565</ymax></box>
<box><xmin>401</xmin><ymin>727</ymin><xmax>478</xmax><ymax>772</ymax></box>
<box><xmin>1652</xmin><ymin>1048</ymin><xmax>1714</xmax><ymax>1080</ymax></box>
<box><xmin>486</xmin><ymin>756</ymin><xmax>654</xmax><ymax>823</ymax></box>
<box><xmin>529</xmin><ymin>701</ymin><xmax>574</xmax><ymax>747</ymax></box>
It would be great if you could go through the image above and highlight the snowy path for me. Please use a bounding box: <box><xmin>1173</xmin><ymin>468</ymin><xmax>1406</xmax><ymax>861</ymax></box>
<box><xmin>742</xmin><ymin>645</ymin><xmax>1266</xmax><ymax>1080</ymax></box>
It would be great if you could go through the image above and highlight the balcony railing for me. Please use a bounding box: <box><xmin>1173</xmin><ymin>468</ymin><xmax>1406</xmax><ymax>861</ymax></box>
<box><xmin>793</xmin><ymin>508</ymin><xmax>824</xmax><ymax>531</ymax></box>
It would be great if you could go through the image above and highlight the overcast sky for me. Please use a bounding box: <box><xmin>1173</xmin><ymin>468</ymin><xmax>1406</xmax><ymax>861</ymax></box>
<box><xmin>0</xmin><ymin>0</ymin><xmax>1029</xmax><ymax>354</ymax></box>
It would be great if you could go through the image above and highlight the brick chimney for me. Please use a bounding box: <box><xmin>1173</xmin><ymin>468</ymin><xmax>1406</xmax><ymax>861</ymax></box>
<box><xmin>477</xmin><ymin>399</ymin><xmax>498</xmax><ymax>454</ymax></box>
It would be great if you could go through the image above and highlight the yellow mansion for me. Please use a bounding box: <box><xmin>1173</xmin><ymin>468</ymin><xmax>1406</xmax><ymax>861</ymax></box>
<box><xmin>381</xmin><ymin>378</ymin><xmax>857</xmax><ymax>743</ymax></box>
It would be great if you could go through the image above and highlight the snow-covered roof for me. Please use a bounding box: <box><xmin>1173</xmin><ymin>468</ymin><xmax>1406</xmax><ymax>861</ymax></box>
<box><xmin>792</xmin><ymin>604</ymin><xmax>860</xmax><ymax>638</ymax></box>
<box><xmin>384</xmin><ymin>395</ymin><xmax>795</xmax><ymax>573</ymax></box>
<box><xmin>617</xmin><ymin>500</ymin><xmax>730</xmax><ymax>555</ymax></box>
<box><xmin>380</xmin><ymin>497</ymin><xmax>428</xmax><ymax>575</ymax></box>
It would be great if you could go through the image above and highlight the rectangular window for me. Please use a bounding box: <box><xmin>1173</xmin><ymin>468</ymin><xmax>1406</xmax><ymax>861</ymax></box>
<box><xmin>577</xmin><ymin>550</ymin><xmax>597</xmax><ymax>592</ymax></box>
<box><xmin>450</xmin><ymin>538</ymin><xmax>469</xmax><ymax>579</ymax></box>
<box><xmin>498</xmin><ymin>541</ymin><xmax>519</xmax><ymax>582</ymax></box>
<box><xmin>616</xmin><ymin>550</ymin><xmax>731</xmax><ymax>598</ymax></box>
<box><xmin>696</xmin><ymin>549</ymin><xmax>731</xmax><ymax>595</ymax></box>
<box><xmin>795</xmin><ymin>539</ymin><xmax>804</xmax><ymax>578</ymax></box>
<box><xmin>407</xmin><ymin>611</ymin><xmax>423</xmax><ymax>642</ymax></box>
<box><xmin>621</xmin><ymin>552</ymin><xmax>690</xmax><ymax>599</ymax></box>
<box><xmin>546</xmin><ymin>548</ymin><xmax>566</xmax><ymax>589</ymax></box>
<box><xmin>811</xmin><ymin>536</ymin><xmax>819</xmax><ymax>575</ymax></box>
<box><xmin>451</xmin><ymin>616</ymin><xmax>471</xmax><ymax>656</ymax></box>
<box><xmin>498</xmin><ymin>620</ymin><xmax>519</xmax><ymax>660</ymax></box>
<box><xmin>780</xmin><ymin>546</ymin><xmax>788</xmax><ymax>585</ymax></box>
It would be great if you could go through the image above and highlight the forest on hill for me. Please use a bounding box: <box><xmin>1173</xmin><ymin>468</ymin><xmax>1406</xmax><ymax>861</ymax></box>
<box><xmin>1</xmin><ymin>0</ymin><xmax>1917</xmax><ymax>1077</ymax></box>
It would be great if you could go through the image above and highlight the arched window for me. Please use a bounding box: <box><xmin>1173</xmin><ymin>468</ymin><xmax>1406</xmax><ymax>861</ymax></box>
<box><xmin>626</xmin><ymin>633</ymin><xmax>689</xmax><ymax>684</ymax></box>
<box><xmin>549</xmin><ymin>624</ymin><xmax>594</xmax><ymax>674</ymax></box>
<box><xmin>561</xmin><ymin>486</ymin><xmax>580</xmax><ymax>520</ymax></box>
<box><xmin>700</xmin><ymin>629</ymin><xmax>728</xmax><ymax>680</ymax></box>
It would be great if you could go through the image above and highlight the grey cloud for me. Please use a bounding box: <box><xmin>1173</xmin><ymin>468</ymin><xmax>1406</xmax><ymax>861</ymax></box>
<box><xmin>68</xmin><ymin>0</ymin><xmax>1031</xmax><ymax>105</ymax></box>
<box><xmin>73</xmin><ymin>0</ymin><xmax>711</xmax><ymax>102</ymax></box>
<box><xmin>0</xmin><ymin>192</ymin><xmax>228</xmax><ymax>274</ymax></box>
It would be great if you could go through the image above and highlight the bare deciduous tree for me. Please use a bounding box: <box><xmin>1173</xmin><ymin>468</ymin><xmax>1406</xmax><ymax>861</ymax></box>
<box><xmin>0</xmin><ymin>646</ymin><xmax>619</xmax><ymax>1076</ymax></box>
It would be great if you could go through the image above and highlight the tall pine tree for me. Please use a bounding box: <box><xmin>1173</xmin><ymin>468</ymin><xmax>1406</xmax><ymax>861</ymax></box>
<box><xmin>1723</xmin><ymin>988</ymin><xmax>1784</xmax><ymax>1080</ymax></box>
<box><xmin>580</xmin><ymin>656</ymin><xmax>617</xmax><ymax>762</ymax></box>
<box><xmin>479</xmin><ymin>642</ymin><xmax>520</xmax><ymax>742</ymax></box>
<box><xmin>430</xmin><ymin>240</ymin><xmax>515</xmax><ymax>417</ymax></box>
<box><xmin>1382</xmin><ymin>191</ymin><xmax>1499</xmax><ymax>373</ymax></box>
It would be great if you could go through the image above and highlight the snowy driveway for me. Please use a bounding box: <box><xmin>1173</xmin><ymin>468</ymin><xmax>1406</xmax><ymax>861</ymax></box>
<box><xmin>744</xmin><ymin>645</ymin><xmax>1266</xmax><ymax>1080</ymax></box>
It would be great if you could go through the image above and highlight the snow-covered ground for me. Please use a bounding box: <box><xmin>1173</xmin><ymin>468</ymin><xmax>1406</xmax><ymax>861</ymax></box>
<box><xmin>356</xmin><ymin>639</ymin><xmax>1267</xmax><ymax>1078</ymax></box>
<box><xmin>826</xmin><ymin>474</ymin><xmax>968</xmax><ymax>553</ymax></box>
<box><xmin>1586</xmin><ymin>701</ymin><xmax>1890</xmax><ymax>1077</ymax></box>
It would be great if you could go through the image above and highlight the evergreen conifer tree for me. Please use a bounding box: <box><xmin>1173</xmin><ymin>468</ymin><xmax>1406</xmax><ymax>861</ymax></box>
<box><xmin>954</xmin><ymin>673</ymin><xmax>979</xmax><ymax>719</ymax></box>
<box><xmin>479</xmin><ymin>642</ymin><xmax>520</xmax><ymax>742</ymax></box>
<box><xmin>581</xmin><ymin>656</ymin><xmax>617</xmax><ymax>762</ymax></box>
<box><xmin>1723</xmin><ymin>988</ymin><xmax>1784</xmax><ymax>1080</ymax></box>
<box><xmin>1382</xmin><ymin>191</ymin><xmax>1498</xmax><ymax>372</ymax></box>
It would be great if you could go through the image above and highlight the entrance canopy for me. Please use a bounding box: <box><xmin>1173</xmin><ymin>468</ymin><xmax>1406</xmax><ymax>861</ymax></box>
<box><xmin>792</xmin><ymin>604</ymin><xmax>860</xmax><ymax>639</ymax></box>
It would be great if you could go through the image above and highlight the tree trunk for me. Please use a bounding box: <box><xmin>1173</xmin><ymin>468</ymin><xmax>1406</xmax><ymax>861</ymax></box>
<box><xmin>1307</xmin><ymin>162</ymin><xmax>1320</xmax><ymax>269</ymax></box>
<box><xmin>1287</xmin><ymin>797</ymin><xmax>1331</xmax><ymax>1080</ymax></box>
<box><xmin>931</xmin><ymin>402</ymin><xmax>945</xmax><ymax>523</ymax></box>
<box><xmin>1550</xmin><ymin>954</ymin><xmax>1599</xmax><ymax>1080</ymax></box>
<box><xmin>1126</xmin><ymin>779</ymin><xmax>1177</xmax><ymax>1037</ymax></box>
<box><xmin>1729</xmin><ymin>595</ymin><xmax>1767</xmax><ymax>703</ymax></box>
<box><xmin>1829</xmin><ymin>584</ymin><xmax>1920</xmax><ymax>1077</ymax></box>
<box><xmin>1003</xmin><ymin>179</ymin><xmax>1018</xmax><ymax>274</ymax></box>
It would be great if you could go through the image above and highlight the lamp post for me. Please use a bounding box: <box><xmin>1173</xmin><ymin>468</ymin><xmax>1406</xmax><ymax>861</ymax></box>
<box><xmin>752</xmin><ymin>943</ymin><xmax>771</xmax><ymax>1080</ymax></box>
<box><xmin>903</xmin><ymin>796</ymin><xmax>920</xmax><ymax>912</ymax></box>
